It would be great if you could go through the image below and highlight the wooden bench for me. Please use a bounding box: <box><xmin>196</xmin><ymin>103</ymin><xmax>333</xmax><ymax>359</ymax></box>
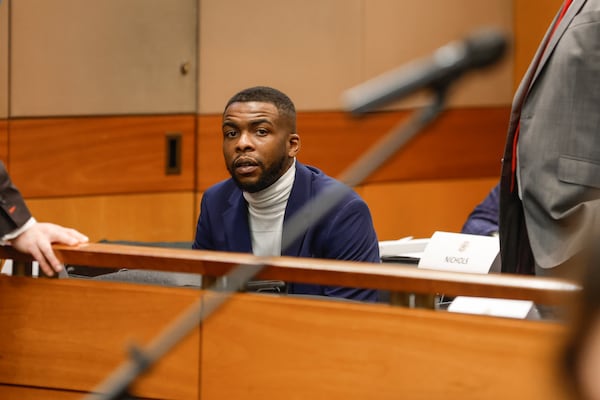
<box><xmin>0</xmin><ymin>244</ymin><xmax>580</xmax><ymax>399</ymax></box>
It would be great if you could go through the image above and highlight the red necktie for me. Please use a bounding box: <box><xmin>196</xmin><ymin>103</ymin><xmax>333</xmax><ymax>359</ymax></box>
<box><xmin>510</xmin><ymin>0</ymin><xmax>573</xmax><ymax>192</ymax></box>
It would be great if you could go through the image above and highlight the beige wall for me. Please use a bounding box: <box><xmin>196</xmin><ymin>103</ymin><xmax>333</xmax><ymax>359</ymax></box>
<box><xmin>0</xmin><ymin>0</ymin><xmax>560</xmax><ymax>121</ymax></box>
<box><xmin>4</xmin><ymin>0</ymin><xmax>518</xmax><ymax>117</ymax></box>
<box><xmin>198</xmin><ymin>0</ymin><xmax>364</xmax><ymax>113</ymax></box>
<box><xmin>198</xmin><ymin>0</ymin><xmax>514</xmax><ymax>114</ymax></box>
<box><xmin>363</xmin><ymin>0</ymin><xmax>513</xmax><ymax>109</ymax></box>
<box><xmin>0</xmin><ymin>0</ymin><xmax>559</xmax><ymax>242</ymax></box>
<box><xmin>10</xmin><ymin>0</ymin><xmax>197</xmax><ymax>117</ymax></box>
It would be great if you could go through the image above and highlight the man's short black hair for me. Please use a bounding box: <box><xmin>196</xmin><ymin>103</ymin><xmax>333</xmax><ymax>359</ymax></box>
<box><xmin>224</xmin><ymin>86</ymin><xmax>297</xmax><ymax>132</ymax></box>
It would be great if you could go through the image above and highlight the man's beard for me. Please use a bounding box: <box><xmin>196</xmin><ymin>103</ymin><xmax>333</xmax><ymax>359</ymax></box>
<box><xmin>229</xmin><ymin>156</ymin><xmax>288</xmax><ymax>193</ymax></box>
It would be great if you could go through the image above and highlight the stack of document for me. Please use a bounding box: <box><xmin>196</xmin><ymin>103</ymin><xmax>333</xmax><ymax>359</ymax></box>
<box><xmin>378</xmin><ymin>237</ymin><xmax>429</xmax><ymax>264</ymax></box>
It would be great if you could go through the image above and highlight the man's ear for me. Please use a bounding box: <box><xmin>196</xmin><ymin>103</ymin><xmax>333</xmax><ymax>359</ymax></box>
<box><xmin>288</xmin><ymin>133</ymin><xmax>301</xmax><ymax>157</ymax></box>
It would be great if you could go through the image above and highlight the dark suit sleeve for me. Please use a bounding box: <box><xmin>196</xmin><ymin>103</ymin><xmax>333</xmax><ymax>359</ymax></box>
<box><xmin>0</xmin><ymin>161</ymin><xmax>33</xmax><ymax>237</ymax></box>
<box><xmin>461</xmin><ymin>183</ymin><xmax>500</xmax><ymax>236</ymax></box>
<box><xmin>320</xmin><ymin>197</ymin><xmax>380</xmax><ymax>301</ymax></box>
<box><xmin>321</xmin><ymin>197</ymin><xmax>380</xmax><ymax>262</ymax></box>
<box><xmin>192</xmin><ymin>194</ymin><xmax>214</xmax><ymax>250</ymax></box>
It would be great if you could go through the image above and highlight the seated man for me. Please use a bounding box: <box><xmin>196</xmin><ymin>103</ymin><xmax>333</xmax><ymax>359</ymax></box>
<box><xmin>193</xmin><ymin>86</ymin><xmax>379</xmax><ymax>301</ymax></box>
<box><xmin>461</xmin><ymin>182</ymin><xmax>499</xmax><ymax>237</ymax></box>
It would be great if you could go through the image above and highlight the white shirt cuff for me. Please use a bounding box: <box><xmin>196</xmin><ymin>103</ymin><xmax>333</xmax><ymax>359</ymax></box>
<box><xmin>0</xmin><ymin>217</ymin><xmax>37</xmax><ymax>245</ymax></box>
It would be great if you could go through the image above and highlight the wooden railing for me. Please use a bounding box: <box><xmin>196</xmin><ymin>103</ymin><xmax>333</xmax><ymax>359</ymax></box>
<box><xmin>0</xmin><ymin>243</ymin><xmax>580</xmax><ymax>400</ymax></box>
<box><xmin>0</xmin><ymin>242</ymin><xmax>580</xmax><ymax>305</ymax></box>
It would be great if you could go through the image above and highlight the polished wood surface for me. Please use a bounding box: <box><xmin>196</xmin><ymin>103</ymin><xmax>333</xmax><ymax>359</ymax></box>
<box><xmin>0</xmin><ymin>243</ymin><xmax>579</xmax><ymax>305</ymax></box>
<box><xmin>360</xmin><ymin>177</ymin><xmax>499</xmax><ymax>240</ymax></box>
<box><xmin>202</xmin><ymin>292</ymin><xmax>570</xmax><ymax>400</ymax></box>
<box><xmin>0</xmin><ymin>385</ymin><xmax>84</xmax><ymax>400</ymax></box>
<box><xmin>0</xmin><ymin>119</ymin><xmax>7</xmax><ymax>162</ymax></box>
<box><xmin>0</xmin><ymin>243</ymin><xmax>576</xmax><ymax>399</ymax></box>
<box><xmin>197</xmin><ymin>107</ymin><xmax>509</xmax><ymax>191</ymax></box>
<box><xmin>8</xmin><ymin>115</ymin><xmax>196</xmax><ymax>198</ymax></box>
<box><xmin>0</xmin><ymin>273</ymin><xmax>571</xmax><ymax>400</ymax></box>
<box><xmin>197</xmin><ymin>106</ymin><xmax>508</xmax><ymax>242</ymax></box>
<box><xmin>0</xmin><ymin>276</ymin><xmax>201</xmax><ymax>399</ymax></box>
<box><xmin>513</xmin><ymin>0</ymin><xmax>564</xmax><ymax>91</ymax></box>
<box><xmin>0</xmin><ymin>1</ymin><xmax>7</xmax><ymax>120</ymax></box>
<box><xmin>2</xmin><ymin>106</ymin><xmax>506</xmax><ymax>242</ymax></box>
<box><xmin>26</xmin><ymin>191</ymin><xmax>198</xmax><ymax>243</ymax></box>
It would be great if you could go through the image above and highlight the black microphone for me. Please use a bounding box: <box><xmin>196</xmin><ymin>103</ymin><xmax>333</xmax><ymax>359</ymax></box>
<box><xmin>343</xmin><ymin>28</ymin><xmax>508</xmax><ymax>115</ymax></box>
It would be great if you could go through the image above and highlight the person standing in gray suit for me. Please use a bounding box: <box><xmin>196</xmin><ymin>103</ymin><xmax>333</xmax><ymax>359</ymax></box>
<box><xmin>499</xmin><ymin>0</ymin><xmax>600</xmax><ymax>279</ymax></box>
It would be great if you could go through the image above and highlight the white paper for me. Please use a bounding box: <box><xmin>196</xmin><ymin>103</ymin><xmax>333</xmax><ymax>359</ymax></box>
<box><xmin>448</xmin><ymin>296</ymin><xmax>538</xmax><ymax>319</ymax></box>
<box><xmin>379</xmin><ymin>237</ymin><xmax>429</xmax><ymax>258</ymax></box>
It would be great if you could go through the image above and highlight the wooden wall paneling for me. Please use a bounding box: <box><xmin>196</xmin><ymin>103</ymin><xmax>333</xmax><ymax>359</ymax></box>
<box><xmin>0</xmin><ymin>385</ymin><xmax>83</xmax><ymax>400</ymax></box>
<box><xmin>201</xmin><ymin>293</ymin><xmax>569</xmax><ymax>400</ymax></box>
<box><xmin>0</xmin><ymin>0</ymin><xmax>8</xmax><ymax>119</ymax></box>
<box><xmin>196</xmin><ymin>114</ymin><xmax>225</xmax><ymax>190</ymax></box>
<box><xmin>9</xmin><ymin>115</ymin><xmax>196</xmax><ymax>198</ymax></box>
<box><xmin>196</xmin><ymin>107</ymin><xmax>506</xmax><ymax>241</ymax></box>
<box><xmin>0</xmin><ymin>243</ymin><xmax>581</xmax><ymax>305</ymax></box>
<box><xmin>298</xmin><ymin>107</ymin><xmax>509</xmax><ymax>182</ymax></box>
<box><xmin>358</xmin><ymin>177</ymin><xmax>499</xmax><ymax>241</ymax></box>
<box><xmin>364</xmin><ymin>0</ymin><xmax>514</xmax><ymax>109</ymax></box>
<box><xmin>10</xmin><ymin>0</ymin><xmax>197</xmax><ymax>117</ymax></box>
<box><xmin>194</xmin><ymin>177</ymin><xmax>499</xmax><ymax>243</ymax></box>
<box><xmin>0</xmin><ymin>120</ymin><xmax>7</xmax><ymax>163</ymax></box>
<box><xmin>0</xmin><ymin>276</ymin><xmax>201</xmax><ymax>399</ymax></box>
<box><xmin>26</xmin><ymin>192</ymin><xmax>197</xmax><ymax>243</ymax></box>
<box><xmin>0</xmin><ymin>246</ymin><xmax>578</xmax><ymax>400</ymax></box>
<box><xmin>198</xmin><ymin>0</ymin><xmax>363</xmax><ymax>113</ymax></box>
<box><xmin>197</xmin><ymin>108</ymin><xmax>509</xmax><ymax>191</ymax></box>
<box><xmin>513</xmin><ymin>0</ymin><xmax>564</xmax><ymax>91</ymax></box>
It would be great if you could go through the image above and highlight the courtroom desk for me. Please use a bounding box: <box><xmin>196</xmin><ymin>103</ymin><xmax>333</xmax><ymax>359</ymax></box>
<box><xmin>0</xmin><ymin>275</ymin><xmax>572</xmax><ymax>400</ymax></box>
<box><xmin>201</xmin><ymin>291</ymin><xmax>572</xmax><ymax>400</ymax></box>
<box><xmin>0</xmin><ymin>276</ymin><xmax>201</xmax><ymax>399</ymax></box>
<box><xmin>0</xmin><ymin>243</ymin><xmax>579</xmax><ymax>399</ymax></box>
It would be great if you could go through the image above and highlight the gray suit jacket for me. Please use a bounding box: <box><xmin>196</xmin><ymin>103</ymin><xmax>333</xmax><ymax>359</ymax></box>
<box><xmin>500</xmin><ymin>0</ymin><xmax>600</xmax><ymax>273</ymax></box>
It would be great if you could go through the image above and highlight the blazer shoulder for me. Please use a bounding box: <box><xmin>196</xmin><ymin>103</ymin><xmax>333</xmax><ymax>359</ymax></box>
<box><xmin>297</xmin><ymin>163</ymin><xmax>344</xmax><ymax>190</ymax></box>
<box><xmin>202</xmin><ymin>179</ymin><xmax>241</xmax><ymax>204</ymax></box>
<box><xmin>297</xmin><ymin>163</ymin><xmax>367</xmax><ymax>212</ymax></box>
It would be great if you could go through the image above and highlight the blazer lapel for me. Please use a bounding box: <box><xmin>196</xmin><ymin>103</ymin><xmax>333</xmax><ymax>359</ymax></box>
<box><xmin>222</xmin><ymin>189</ymin><xmax>253</xmax><ymax>253</ymax></box>
<box><xmin>282</xmin><ymin>163</ymin><xmax>311</xmax><ymax>257</ymax></box>
<box><xmin>528</xmin><ymin>0</ymin><xmax>587</xmax><ymax>92</ymax></box>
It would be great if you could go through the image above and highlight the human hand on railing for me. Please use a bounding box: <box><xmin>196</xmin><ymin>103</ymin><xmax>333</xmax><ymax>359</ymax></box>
<box><xmin>9</xmin><ymin>222</ymin><xmax>89</xmax><ymax>276</ymax></box>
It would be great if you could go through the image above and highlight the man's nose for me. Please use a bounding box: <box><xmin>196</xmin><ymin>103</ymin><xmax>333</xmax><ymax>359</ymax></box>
<box><xmin>236</xmin><ymin>131</ymin><xmax>254</xmax><ymax>150</ymax></box>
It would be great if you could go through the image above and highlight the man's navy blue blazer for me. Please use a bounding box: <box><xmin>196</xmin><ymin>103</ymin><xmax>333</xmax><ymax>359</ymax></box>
<box><xmin>193</xmin><ymin>162</ymin><xmax>380</xmax><ymax>301</ymax></box>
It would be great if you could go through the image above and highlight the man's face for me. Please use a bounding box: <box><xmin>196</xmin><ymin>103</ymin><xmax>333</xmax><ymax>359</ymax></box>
<box><xmin>222</xmin><ymin>101</ymin><xmax>300</xmax><ymax>193</ymax></box>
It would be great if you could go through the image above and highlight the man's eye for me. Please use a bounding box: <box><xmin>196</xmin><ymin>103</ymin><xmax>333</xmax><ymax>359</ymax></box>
<box><xmin>224</xmin><ymin>130</ymin><xmax>238</xmax><ymax>138</ymax></box>
<box><xmin>256</xmin><ymin>129</ymin><xmax>268</xmax><ymax>136</ymax></box>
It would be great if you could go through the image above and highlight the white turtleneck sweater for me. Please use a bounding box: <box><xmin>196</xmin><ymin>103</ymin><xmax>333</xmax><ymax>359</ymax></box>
<box><xmin>242</xmin><ymin>159</ymin><xmax>296</xmax><ymax>256</ymax></box>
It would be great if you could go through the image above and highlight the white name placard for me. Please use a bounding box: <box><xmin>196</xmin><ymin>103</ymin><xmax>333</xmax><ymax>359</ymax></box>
<box><xmin>418</xmin><ymin>231</ymin><xmax>499</xmax><ymax>274</ymax></box>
